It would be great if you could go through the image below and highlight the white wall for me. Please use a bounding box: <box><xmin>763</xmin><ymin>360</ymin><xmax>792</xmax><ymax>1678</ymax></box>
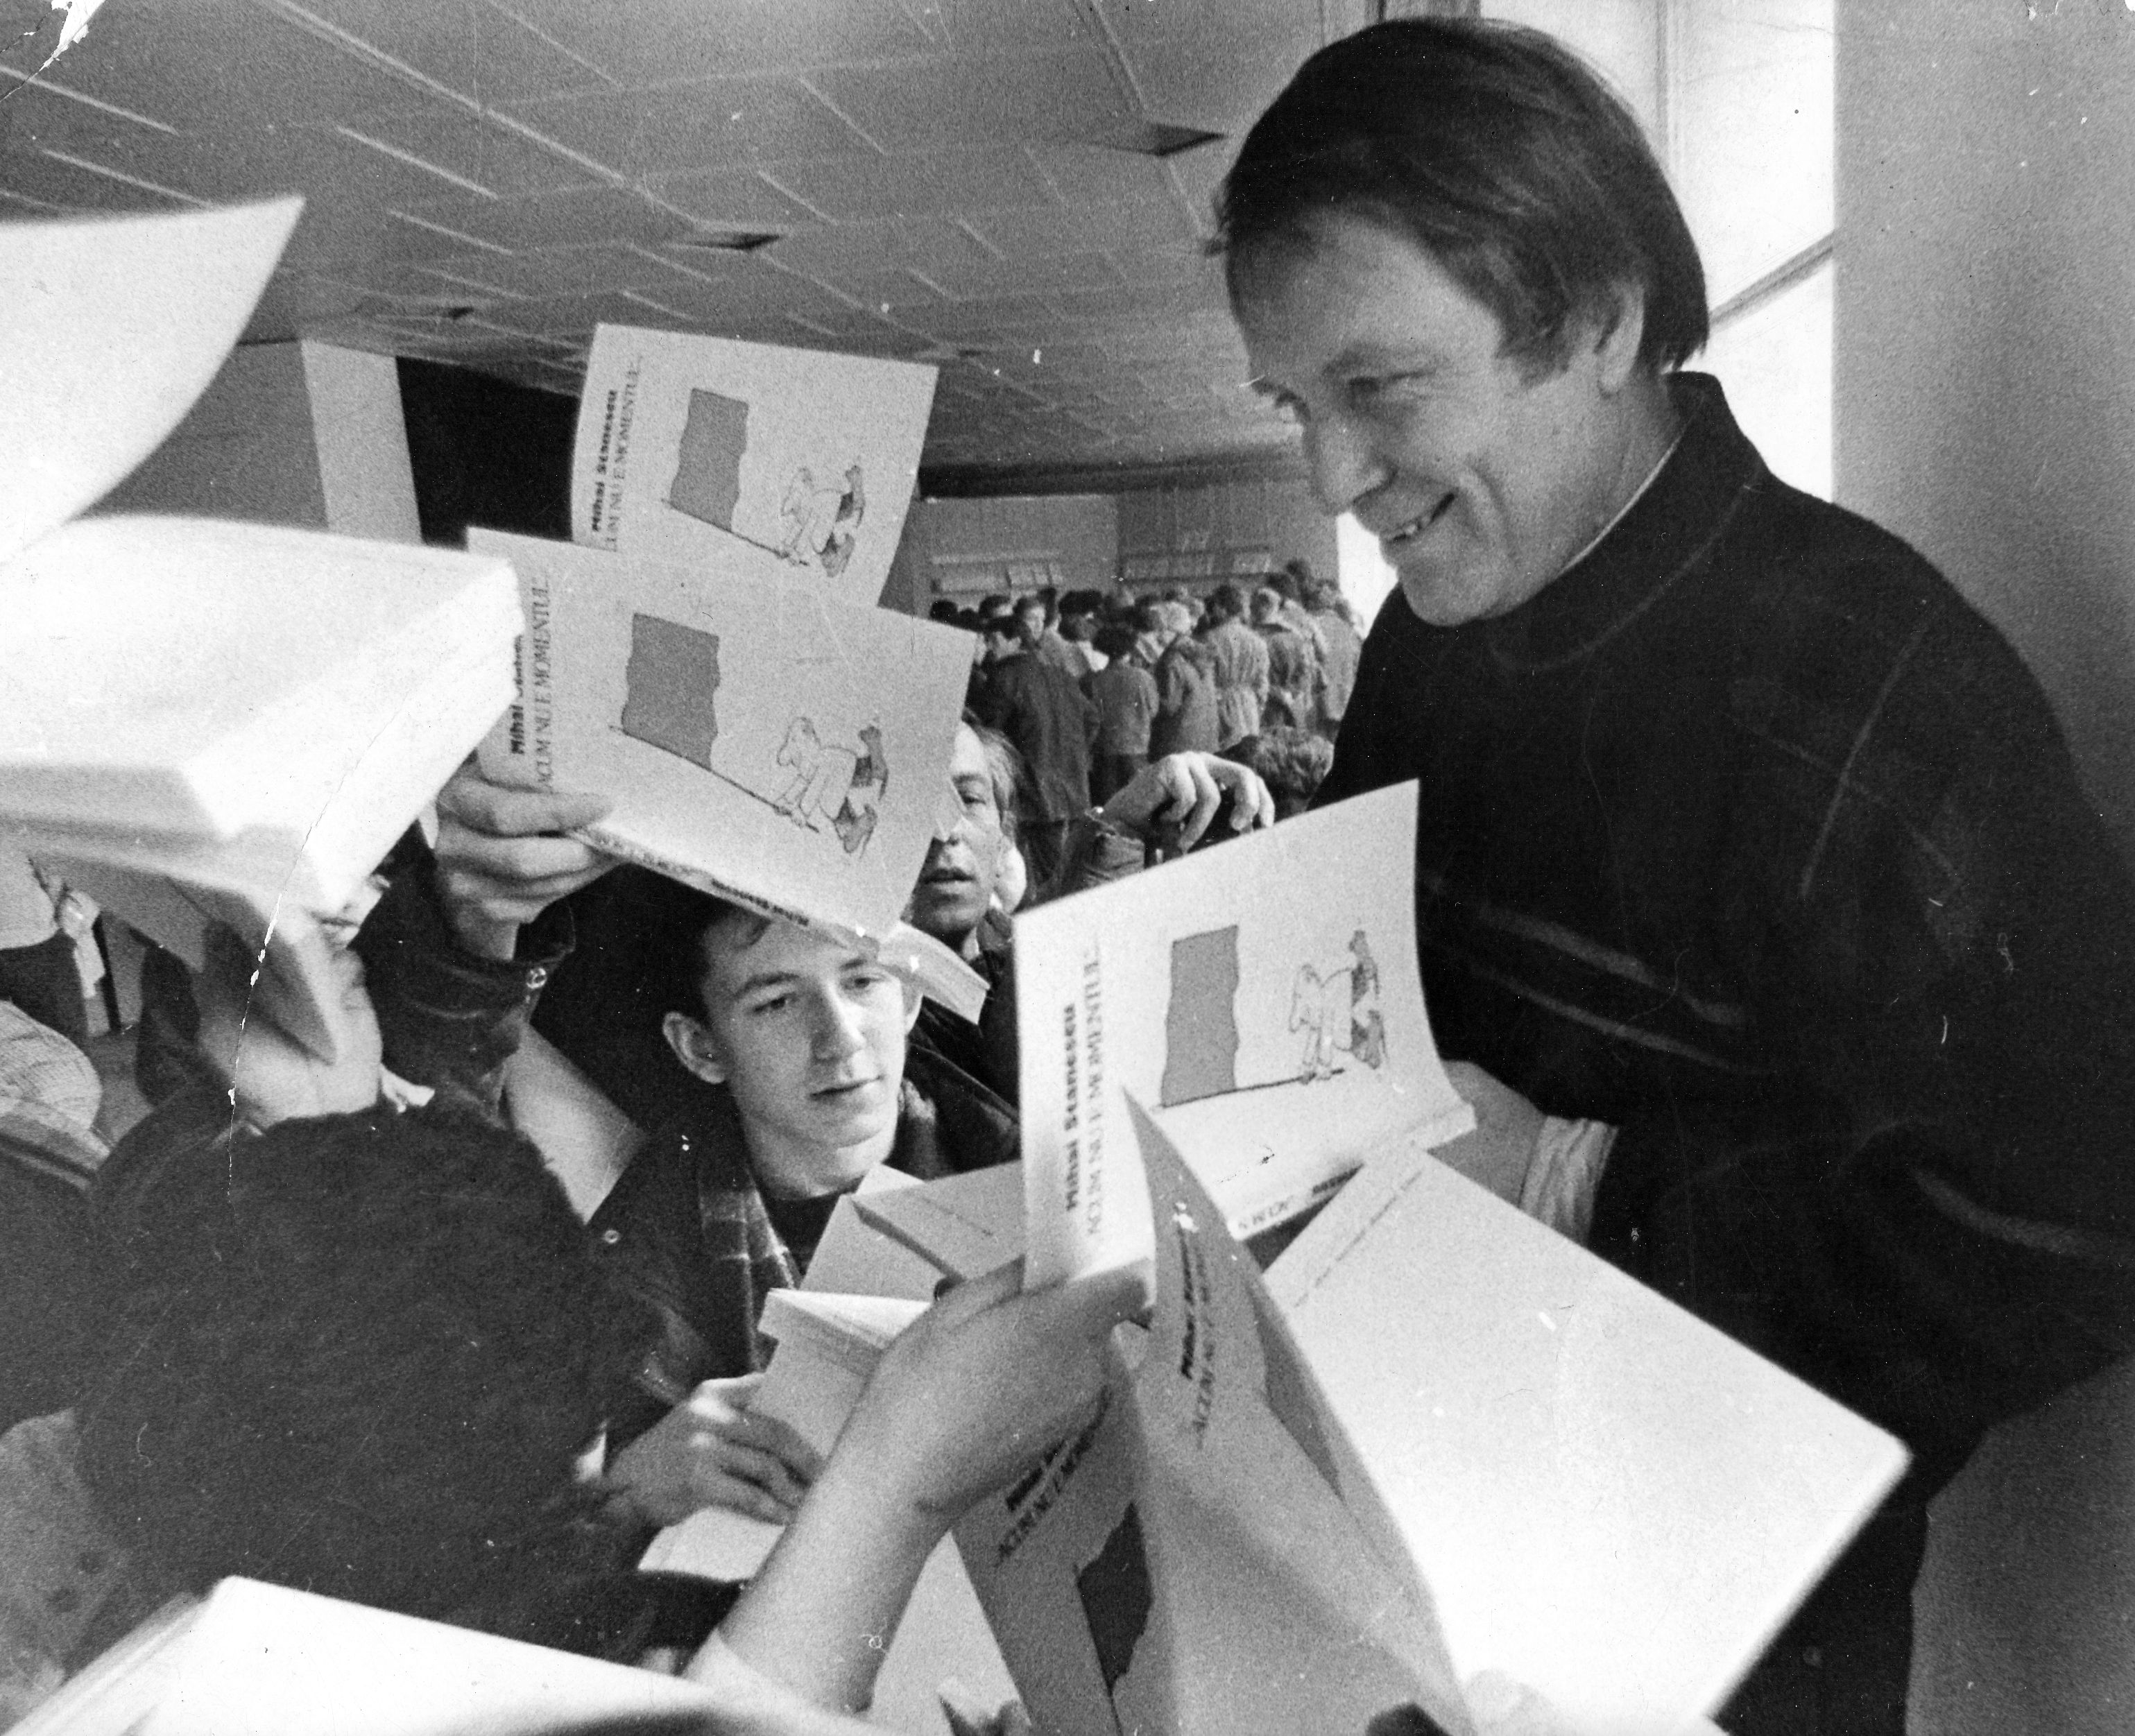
<box><xmin>1833</xmin><ymin>4</ymin><xmax>2135</xmax><ymax>1730</ymax></box>
<box><xmin>98</xmin><ymin>339</ymin><xmax>420</xmax><ymax>543</ymax></box>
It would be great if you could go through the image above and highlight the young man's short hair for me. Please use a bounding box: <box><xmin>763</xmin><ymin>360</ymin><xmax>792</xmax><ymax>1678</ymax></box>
<box><xmin>1218</xmin><ymin>19</ymin><xmax>1707</xmax><ymax>377</ymax></box>
<box><xmin>79</xmin><ymin>1107</ymin><xmax>654</xmax><ymax>1658</ymax></box>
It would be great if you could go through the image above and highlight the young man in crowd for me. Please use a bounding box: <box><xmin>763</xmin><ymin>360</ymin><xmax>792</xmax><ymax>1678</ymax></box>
<box><xmin>0</xmin><ymin>926</ymin><xmax>1138</xmax><ymax>1731</ymax></box>
<box><xmin>1228</xmin><ymin>19</ymin><xmax>2135</xmax><ymax>1729</ymax></box>
<box><xmin>1083</xmin><ymin>621</ymin><xmax>1159</xmax><ymax>803</ymax></box>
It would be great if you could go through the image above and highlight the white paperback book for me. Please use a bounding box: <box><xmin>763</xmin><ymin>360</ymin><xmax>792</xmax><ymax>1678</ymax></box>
<box><xmin>572</xmin><ymin>323</ymin><xmax>936</xmax><ymax>605</ymax></box>
<box><xmin>1264</xmin><ymin>1135</ymin><xmax>1911</xmax><ymax>1735</ymax></box>
<box><xmin>10</xmin><ymin>1577</ymin><xmax>717</xmax><ymax>1736</ymax></box>
<box><xmin>0</xmin><ymin>200</ymin><xmax>524</xmax><ymax>1059</ymax></box>
<box><xmin>1013</xmin><ymin>780</ymin><xmax>1474</xmax><ymax>1244</ymax></box>
<box><xmin>469</xmin><ymin>526</ymin><xmax>981</xmax><ymax>1006</ymax></box>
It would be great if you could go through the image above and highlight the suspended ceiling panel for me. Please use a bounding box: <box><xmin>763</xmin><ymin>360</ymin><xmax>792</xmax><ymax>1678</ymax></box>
<box><xmin>0</xmin><ymin>0</ymin><xmax>1365</xmax><ymax>488</ymax></box>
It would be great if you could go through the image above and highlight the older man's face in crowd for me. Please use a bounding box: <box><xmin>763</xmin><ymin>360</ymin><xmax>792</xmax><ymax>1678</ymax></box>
<box><xmin>906</xmin><ymin>723</ymin><xmax>1009</xmax><ymax>955</ymax></box>
<box><xmin>1235</xmin><ymin>214</ymin><xmax>1649</xmax><ymax>630</ymax></box>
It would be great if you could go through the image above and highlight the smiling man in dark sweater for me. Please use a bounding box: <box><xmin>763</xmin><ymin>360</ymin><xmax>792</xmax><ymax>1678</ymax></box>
<box><xmin>1225</xmin><ymin>20</ymin><xmax>2135</xmax><ymax>1734</ymax></box>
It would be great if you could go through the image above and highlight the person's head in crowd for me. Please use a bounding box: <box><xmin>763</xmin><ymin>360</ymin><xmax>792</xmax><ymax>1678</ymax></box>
<box><xmin>1266</xmin><ymin>566</ymin><xmax>1300</xmax><ymax>605</ymax></box>
<box><xmin>954</xmin><ymin>605</ymin><xmax>984</xmax><ymax>635</ymax></box>
<box><xmin>926</xmin><ymin>599</ymin><xmax>961</xmax><ymax>624</ymax></box>
<box><xmin>643</xmin><ymin>883</ymin><xmax>921</xmax><ymax>1201</ymax></box>
<box><xmin>1158</xmin><ymin>599</ymin><xmax>1195</xmax><ymax>642</ymax></box>
<box><xmin>1282</xmin><ymin>558</ymin><xmax>1316</xmax><ymax>599</ymax></box>
<box><xmin>1218</xmin><ymin>19</ymin><xmax>1701</xmax><ymax>629</ymax></box>
<box><xmin>977</xmin><ymin>592</ymin><xmax>1012</xmax><ymax>626</ymax></box>
<box><xmin>1247</xmin><ymin>723</ymin><xmax>1337</xmax><ymax>820</ymax></box>
<box><xmin>1250</xmin><ymin>585</ymin><xmax>1284</xmax><ymax>627</ymax></box>
<box><xmin>907</xmin><ymin>717</ymin><xmax>1023</xmax><ymax>961</ymax></box>
<box><xmin>1058</xmin><ymin>591</ymin><xmax>1101</xmax><ymax>644</ymax></box>
<box><xmin>78</xmin><ymin>1108</ymin><xmax>654</xmax><ymax>1659</ymax></box>
<box><xmin>1208</xmin><ymin>582</ymin><xmax>1246</xmax><ymax>625</ymax></box>
<box><xmin>982</xmin><ymin>613</ymin><xmax>1023</xmax><ymax>664</ymax></box>
<box><xmin>1013</xmin><ymin>594</ymin><xmax>1047</xmax><ymax>652</ymax></box>
<box><xmin>1133</xmin><ymin>601</ymin><xmax>1173</xmax><ymax>664</ymax></box>
<box><xmin>1092</xmin><ymin>621</ymin><xmax>1138</xmax><ymax>664</ymax></box>
<box><xmin>1035</xmin><ymin>585</ymin><xmax>1060</xmax><ymax>626</ymax></box>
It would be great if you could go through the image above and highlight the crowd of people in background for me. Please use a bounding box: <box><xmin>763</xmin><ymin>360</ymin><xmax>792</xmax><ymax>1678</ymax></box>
<box><xmin>940</xmin><ymin>558</ymin><xmax>1364</xmax><ymax>841</ymax></box>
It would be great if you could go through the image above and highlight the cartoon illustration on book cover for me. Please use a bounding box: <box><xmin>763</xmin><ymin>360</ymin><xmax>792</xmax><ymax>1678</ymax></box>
<box><xmin>778</xmin><ymin>463</ymin><xmax>866</xmax><ymax>579</ymax></box>
<box><xmin>772</xmin><ymin>716</ymin><xmax>887</xmax><ymax>857</ymax></box>
<box><xmin>613</xmin><ymin>612</ymin><xmax>884</xmax><ymax>861</ymax></box>
<box><xmin>573</xmin><ymin>325</ymin><xmax>933</xmax><ymax>605</ymax></box>
<box><xmin>1162</xmin><ymin>924</ymin><xmax>1388</xmax><ymax>1101</ymax></box>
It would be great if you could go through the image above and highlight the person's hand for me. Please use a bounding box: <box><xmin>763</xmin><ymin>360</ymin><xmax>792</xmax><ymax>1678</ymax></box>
<box><xmin>605</xmin><ymin>1373</ymin><xmax>825</xmax><ymax>1527</ymax></box>
<box><xmin>433</xmin><ymin>760</ymin><xmax>615</xmax><ymax>961</ymax></box>
<box><xmin>836</xmin><ymin>1256</ymin><xmax>1144</xmax><ymax>1527</ymax></box>
<box><xmin>195</xmin><ymin>920</ymin><xmax>382</xmax><ymax>1126</ymax></box>
<box><xmin>1101</xmin><ymin>752</ymin><xmax>1276</xmax><ymax>853</ymax></box>
<box><xmin>1434</xmin><ymin>1062</ymin><xmax>1546</xmax><ymax>1205</ymax></box>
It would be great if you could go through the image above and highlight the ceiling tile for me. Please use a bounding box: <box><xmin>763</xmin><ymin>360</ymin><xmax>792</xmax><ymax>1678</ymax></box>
<box><xmin>764</xmin><ymin>215</ymin><xmax>999</xmax><ymax>277</ymax></box>
<box><xmin>486</xmin><ymin>0</ymin><xmax>935</xmax><ymax>84</ymax></box>
<box><xmin>24</xmin><ymin>1</ymin><xmax>425</xmax><ymax>132</ymax></box>
<box><xmin>640</xmin><ymin>166</ymin><xmax>824</xmax><ymax>227</ymax></box>
<box><xmin>336</xmin><ymin>107</ymin><xmax>603</xmax><ymax>197</ymax></box>
<box><xmin>763</xmin><ymin>148</ymin><xmax>1054</xmax><ymax>222</ymax></box>
<box><xmin>1124</xmin><ymin>33</ymin><xmax>1322</xmax><ymax>135</ymax></box>
<box><xmin>277</xmin><ymin>0</ymin><xmax>612</xmax><ymax>105</ymax></box>
<box><xmin>1028</xmin><ymin>141</ymin><xmax>1195</xmax><ymax>205</ymax></box>
<box><xmin>506</xmin><ymin>78</ymin><xmax>873</xmax><ymax>175</ymax></box>
<box><xmin>392</xmin><ymin>183</ymin><xmax>682</xmax><ymax>251</ymax></box>
<box><xmin>808</xmin><ymin>49</ymin><xmax>1133</xmax><ymax>150</ymax></box>
<box><xmin>965</xmin><ymin>193</ymin><xmax>1197</xmax><ymax>261</ymax></box>
<box><xmin>913</xmin><ymin>248</ymin><xmax>1118</xmax><ymax>301</ymax></box>
<box><xmin>925</xmin><ymin>0</ymin><xmax>1095</xmax><ymax>51</ymax></box>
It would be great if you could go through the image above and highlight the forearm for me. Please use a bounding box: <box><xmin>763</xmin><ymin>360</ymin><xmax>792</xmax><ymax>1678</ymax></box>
<box><xmin>706</xmin><ymin>1451</ymin><xmax>945</xmax><ymax>1713</ymax></box>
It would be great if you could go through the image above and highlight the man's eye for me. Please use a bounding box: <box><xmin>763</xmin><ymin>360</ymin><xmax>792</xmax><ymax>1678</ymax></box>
<box><xmin>747</xmin><ymin>993</ymin><xmax>793</xmax><ymax>1016</ymax></box>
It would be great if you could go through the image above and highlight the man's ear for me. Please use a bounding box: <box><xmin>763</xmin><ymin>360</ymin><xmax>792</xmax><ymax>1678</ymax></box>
<box><xmin>662</xmin><ymin>1011</ymin><xmax>728</xmax><ymax>1085</ymax></box>
<box><xmin>1588</xmin><ymin>282</ymin><xmax>1649</xmax><ymax>395</ymax></box>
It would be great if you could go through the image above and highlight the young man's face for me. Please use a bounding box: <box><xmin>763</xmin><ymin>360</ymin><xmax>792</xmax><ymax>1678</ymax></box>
<box><xmin>1015</xmin><ymin>603</ymin><xmax>1045</xmax><ymax>649</ymax></box>
<box><xmin>670</xmin><ymin>913</ymin><xmax>915</xmax><ymax>1197</ymax></box>
<box><xmin>907</xmin><ymin>723</ymin><xmax>1010</xmax><ymax>956</ymax></box>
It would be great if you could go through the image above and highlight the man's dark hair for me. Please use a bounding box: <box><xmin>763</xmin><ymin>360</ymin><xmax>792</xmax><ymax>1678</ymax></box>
<box><xmin>79</xmin><ymin>1108</ymin><xmax>655</xmax><ymax>1658</ymax></box>
<box><xmin>1218</xmin><ymin>19</ymin><xmax>1707</xmax><ymax>376</ymax></box>
<box><xmin>1092</xmin><ymin>621</ymin><xmax>1138</xmax><ymax>662</ymax></box>
<box><xmin>1208</xmin><ymin>582</ymin><xmax>1246</xmax><ymax>622</ymax></box>
<box><xmin>626</xmin><ymin>876</ymin><xmax>772</xmax><ymax>1024</ymax></box>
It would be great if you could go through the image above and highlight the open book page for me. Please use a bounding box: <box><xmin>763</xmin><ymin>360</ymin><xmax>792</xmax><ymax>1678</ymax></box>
<box><xmin>1015</xmin><ymin>781</ymin><xmax>1472</xmax><ymax>1246</ymax></box>
<box><xmin>572</xmin><ymin>323</ymin><xmax>935</xmax><ymax>605</ymax></box>
<box><xmin>1265</xmin><ymin>1134</ymin><xmax>1910</xmax><ymax>1734</ymax></box>
<box><xmin>954</xmin><ymin>1097</ymin><xmax>1473</xmax><ymax>1736</ymax></box>
<box><xmin>0</xmin><ymin>198</ymin><xmax>301</xmax><ymax>567</ymax></box>
<box><xmin>470</xmin><ymin>528</ymin><xmax>973</xmax><ymax>956</ymax></box>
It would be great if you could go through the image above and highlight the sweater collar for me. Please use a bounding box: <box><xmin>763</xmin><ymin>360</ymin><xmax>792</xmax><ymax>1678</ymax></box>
<box><xmin>1482</xmin><ymin>372</ymin><xmax>1767</xmax><ymax>671</ymax></box>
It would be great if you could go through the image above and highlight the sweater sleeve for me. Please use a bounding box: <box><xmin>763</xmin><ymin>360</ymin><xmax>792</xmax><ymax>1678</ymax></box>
<box><xmin>1590</xmin><ymin>597</ymin><xmax>2135</xmax><ymax>1473</ymax></box>
<box><xmin>352</xmin><ymin>863</ymin><xmax>574</xmax><ymax>1122</ymax></box>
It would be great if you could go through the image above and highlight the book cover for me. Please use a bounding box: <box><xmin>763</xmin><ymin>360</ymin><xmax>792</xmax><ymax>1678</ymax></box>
<box><xmin>572</xmin><ymin>324</ymin><xmax>935</xmax><ymax>606</ymax></box>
